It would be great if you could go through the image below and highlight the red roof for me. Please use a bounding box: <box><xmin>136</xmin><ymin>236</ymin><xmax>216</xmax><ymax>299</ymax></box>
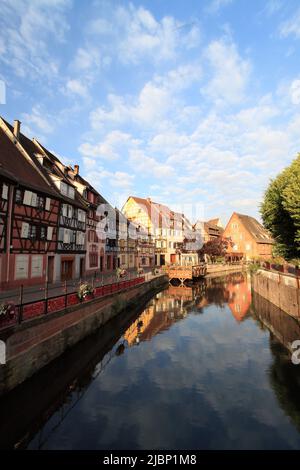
<box><xmin>0</xmin><ymin>127</ymin><xmax>58</xmax><ymax>197</ymax></box>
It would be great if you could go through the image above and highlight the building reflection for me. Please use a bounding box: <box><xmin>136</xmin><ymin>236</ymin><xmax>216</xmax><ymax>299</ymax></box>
<box><xmin>123</xmin><ymin>273</ymin><xmax>252</xmax><ymax>348</ymax></box>
<box><xmin>251</xmin><ymin>291</ymin><xmax>300</xmax><ymax>435</ymax></box>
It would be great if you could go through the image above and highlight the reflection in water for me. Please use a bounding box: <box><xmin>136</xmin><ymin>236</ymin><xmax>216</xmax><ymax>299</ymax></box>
<box><xmin>1</xmin><ymin>272</ymin><xmax>300</xmax><ymax>449</ymax></box>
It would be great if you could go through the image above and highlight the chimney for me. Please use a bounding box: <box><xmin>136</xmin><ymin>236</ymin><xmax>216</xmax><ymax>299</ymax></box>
<box><xmin>13</xmin><ymin>120</ymin><xmax>21</xmax><ymax>140</ymax></box>
<box><xmin>74</xmin><ymin>164</ymin><xmax>79</xmax><ymax>175</ymax></box>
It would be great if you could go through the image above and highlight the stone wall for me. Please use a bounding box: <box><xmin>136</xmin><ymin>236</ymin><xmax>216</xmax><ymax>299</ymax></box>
<box><xmin>0</xmin><ymin>274</ymin><xmax>168</xmax><ymax>397</ymax></box>
<box><xmin>252</xmin><ymin>270</ymin><xmax>300</xmax><ymax>320</ymax></box>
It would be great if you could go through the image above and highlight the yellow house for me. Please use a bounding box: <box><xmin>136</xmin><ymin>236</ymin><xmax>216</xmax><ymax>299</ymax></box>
<box><xmin>122</xmin><ymin>196</ymin><xmax>198</xmax><ymax>266</ymax></box>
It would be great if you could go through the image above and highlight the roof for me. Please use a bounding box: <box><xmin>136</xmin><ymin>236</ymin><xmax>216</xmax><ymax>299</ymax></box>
<box><xmin>204</xmin><ymin>221</ymin><xmax>224</xmax><ymax>233</ymax></box>
<box><xmin>233</xmin><ymin>212</ymin><xmax>274</xmax><ymax>244</ymax></box>
<box><xmin>126</xmin><ymin>196</ymin><xmax>189</xmax><ymax>229</ymax></box>
<box><xmin>0</xmin><ymin>126</ymin><xmax>58</xmax><ymax>197</ymax></box>
<box><xmin>207</xmin><ymin>218</ymin><xmax>223</xmax><ymax>227</ymax></box>
<box><xmin>67</xmin><ymin>170</ymin><xmax>108</xmax><ymax>205</ymax></box>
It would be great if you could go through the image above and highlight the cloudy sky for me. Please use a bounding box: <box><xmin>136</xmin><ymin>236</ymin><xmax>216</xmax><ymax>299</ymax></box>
<box><xmin>1</xmin><ymin>0</ymin><xmax>300</xmax><ymax>224</ymax></box>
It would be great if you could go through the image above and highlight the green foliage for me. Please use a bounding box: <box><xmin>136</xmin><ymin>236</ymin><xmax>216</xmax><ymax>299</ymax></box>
<box><xmin>260</xmin><ymin>153</ymin><xmax>300</xmax><ymax>260</ymax></box>
<box><xmin>247</xmin><ymin>262</ymin><xmax>261</xmax><ymax>274</ymax></box>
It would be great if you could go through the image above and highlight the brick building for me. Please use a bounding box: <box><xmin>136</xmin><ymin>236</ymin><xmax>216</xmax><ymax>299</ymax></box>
<box><xmin>223</xmin><ymin>212</ymin><xmax>274</xmax><ymax>261</ymax></box>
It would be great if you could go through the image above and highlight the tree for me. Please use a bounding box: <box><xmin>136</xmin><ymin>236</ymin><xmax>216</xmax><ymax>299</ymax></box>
<box><xmin>198</xmin><ymin>238</ymin><xmax>229</xmax><ymax>262</ymax></box>
<box><xmin>260</xmin><ymin>154</ymin><xmax>300</xmax><ymax>260</ymax></box>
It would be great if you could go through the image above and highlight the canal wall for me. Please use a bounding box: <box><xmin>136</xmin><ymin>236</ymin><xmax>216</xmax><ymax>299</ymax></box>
<box><xmin>206</xmin><ymin>264</ymin><xmax>244</xmax><ymax>278</ymax></box>
<box><xmin>252</xmin><ymin>269</ymin><xmax>300</xmax><ymax>320</ymax></box>
<box><xmin>252</xmin><ymin>291</ymin><xmax>300</xmax><ymax>354</ymax></box>
<box><xmin>0</xmin><ymin>274</ymin><xmax>168</xmax><ymax>397</ymax></box>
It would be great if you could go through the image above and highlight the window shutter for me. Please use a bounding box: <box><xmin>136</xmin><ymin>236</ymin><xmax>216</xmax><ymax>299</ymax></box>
<box><xmin>47</xmin><ymin>226</ymin><xmax>53</xmax><ymax>241</ymax></box>
<box><xmin>23</xmin><ymin>190</ymin><xmax>32</xmax><ymax>205</ymax></box>
<box><xmin>21</xmin><ymin>222</ymin><xmax>29</xmax><ymax>238</ymax></box>
<box><xmin>31</xmin><ymin>192</ymin><xmax>37</xmax><ymax>207</ymax></box>
<box><xmin>2</xmin><ymin>184</ymin><xmax>8</xmax><ymax>200</ymax></box>
<box><xmin>45</xmin><ymin>198</ymin><xmax>51</xmax><ymax>211</ymax></box>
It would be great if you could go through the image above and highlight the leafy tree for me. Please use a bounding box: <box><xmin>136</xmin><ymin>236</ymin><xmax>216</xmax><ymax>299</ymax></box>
<box><xmin>198</xmin><ymin>238</ymin><xmax>229</xmax><ymax>262</ymax></box>
<box><xmin>260</xmin><ymin>154</ymin><xmax>300</xmax><ymax>260</ymax></box>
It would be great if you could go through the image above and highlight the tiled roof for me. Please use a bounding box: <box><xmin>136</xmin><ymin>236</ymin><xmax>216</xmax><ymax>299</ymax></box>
<box><xmin>0</xmin><ymin>127</ymin><xmax>58</xmax><ymax>197</ymax></box>
<box><xmin>129</xmin><ymin>196</ymin><xmax>190</xmax><ymax>229</ymax></box>
<box><xmin>235</xmin><ymin>213</ymin><xmax>274</xmax><ymax>244</ymax></box>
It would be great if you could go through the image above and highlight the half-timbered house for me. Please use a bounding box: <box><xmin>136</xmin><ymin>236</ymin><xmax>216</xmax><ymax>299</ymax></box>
<box><xmin>0</xmin><ymin>119</ymin><xmax>60</xmax><ymax>288</ymax></box>
<box><xmin>65</xmin><ymin>165</ymin><xmax>110</xmax><ymax>275</ymax></box>
<box><xmin>29</xmin><ymin>140</ymin><xmax>88</xmax><ymax>282</ymax></box>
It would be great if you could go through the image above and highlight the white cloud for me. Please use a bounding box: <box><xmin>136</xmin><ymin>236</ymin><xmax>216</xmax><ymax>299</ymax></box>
<box><xmin>79</xmin><ymin>130</ymin><xmax>133</xmax><ymax>160</ymax></box>
<box><xmin>290</xmin><ymin>79</ymin><xmax>300</xmax><ymax>104</ymax></box>
<box><xmin>0</xmin><ymin>0</ymin><xmax>71</xmax><ymax>79</ymax></box>
<box><xmin>129</xmin><ymin>149</ymin><xmax>175</xmax><ymax>179</ymax></box>
<box><xmin>89</xmin><ymin>63</ymin><xmax>202</xmax><ymax>130</ymax></box>
<box><xmin>279</xmin><ymin>8</ymin><xmax>300</xmax><ymax>39</ymax></box>
<box><xmin>203</xmin><ymin>38</ymin><xmax>251</xmax><ymax>106</ymax></box>
<box><xmin>21</xmin><ymin>106</ymin><xmax>54</xmax><ymax>134</ymax></box>
<box><xmin>87</xmin><ymin>4</ymin><xmax>201</xmax><ymax>65</ymax></box>
<box><xmin>66</xmin><ymin>79</ymin><xmax>88</xmax><ymax>98</ymax></box>
<box><xmin>207</xmin><ymin>0</ymin><xmax>233</xmax><ymax>14</ymax></box>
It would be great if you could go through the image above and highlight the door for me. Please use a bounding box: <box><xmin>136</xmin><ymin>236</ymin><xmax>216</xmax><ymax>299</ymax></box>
<box><xmin>80</xmin><ymin>258</ymin><xmax>85</xmax><ymax>278</ymax></box>
<box><xmin>61</xmin><ymin>260</ymin><xmax>73</xmax><ymax>282</ymax></box>
<box><xmin>47</xmin><ymin>256</ymin><xmax>54</xmax><ymax>283</ymax></box>
<box><xmin>100</xmin><ymin>256</ymin><xmax>103</xmax><ymax>272</ymax></box>
<box><xmin>160</xmin><ymin>255</ymin><xmax>165</xmax><ymax>266</ymax></box>
<box><xmin>170</xmin><ymin>254</ymin><xmax>176</xmax><ymax>264</ymax></box>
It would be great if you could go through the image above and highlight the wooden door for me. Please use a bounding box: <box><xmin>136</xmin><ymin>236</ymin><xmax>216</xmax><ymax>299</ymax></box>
<box><xmin>47</xmin><ymin>256</ymin><xmax>54</xmax><ymax>283</ymax></box>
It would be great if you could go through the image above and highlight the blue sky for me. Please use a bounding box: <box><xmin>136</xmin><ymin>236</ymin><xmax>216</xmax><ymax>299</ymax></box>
<box><xmin>1</xmin><ymin>0</ymin><xmax>300</xmax><ymax>224</ymax></box>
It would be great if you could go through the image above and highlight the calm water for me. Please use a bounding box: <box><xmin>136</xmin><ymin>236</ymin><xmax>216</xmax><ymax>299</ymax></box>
<box><xmin>2</xmin><ymin>272</ymin><xmax>300</xmax><ymax>450</ymax></box>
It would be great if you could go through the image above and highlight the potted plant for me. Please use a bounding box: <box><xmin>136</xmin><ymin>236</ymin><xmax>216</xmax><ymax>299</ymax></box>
<box><xmin>137</xmin><ymin>268</ymin><xmax>144</xmax><ymax>275</ymax></box>
<box><xmin>77</xmin><ymin>283</ymin><xmax>94</xmax><ymax>301</ymax></box>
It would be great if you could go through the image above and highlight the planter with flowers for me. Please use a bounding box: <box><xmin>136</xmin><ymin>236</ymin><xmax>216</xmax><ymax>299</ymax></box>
<box><xmin>77</xmin><ymin>283</ymin><xmax>94</xmax><ymax>302</ymax></box>
<box><xmin>137</xmin><ymin>268</ymin><xmax>144</xmax><ymax>275</ymax></box>
<box><xmin>116</xmin><ymin>268</ymin><xmax>127</xmax><ymax>279</ymax></box>
<box><xmin>0</xmin><ymin>302</ymin><xmax>16</xmax><ymax>323</ymax></box>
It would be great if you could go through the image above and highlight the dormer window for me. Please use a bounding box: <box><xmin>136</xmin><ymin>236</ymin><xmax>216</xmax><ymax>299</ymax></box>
<box><xmin>60</xmin><ymin>181</ymin><xmax>75</xmax><ymax>199</ymax></box>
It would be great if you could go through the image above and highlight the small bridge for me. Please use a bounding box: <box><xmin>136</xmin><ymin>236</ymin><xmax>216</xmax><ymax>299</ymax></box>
<box><xmin>165</xmin><ymin>264</ymin><xmax>207</xmax><ymax>285</ymax></box>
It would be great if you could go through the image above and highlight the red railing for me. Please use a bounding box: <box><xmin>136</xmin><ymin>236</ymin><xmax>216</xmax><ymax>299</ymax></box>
<box><xmin>0</xmin><ymin>276</ymin><xmax>145</xmax><ymax>331</ymax></box>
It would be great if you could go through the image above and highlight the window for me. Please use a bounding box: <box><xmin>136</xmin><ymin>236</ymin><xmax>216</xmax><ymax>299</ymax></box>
<box><xmin>37</xmin><ymin>195</ymin><xmax>45</xmax><ymax>210</ymax></box>
<box><xmin>232</xmin><ymin>223</ymin><xmax>238</xmax><ymax>230</ymax></box>
<box><xmin>15</xmin><ymin>189</ymin><xmax>23</xmax><ymax>204</ymax></box>
<box><xmin>78</xmin><ymin>209</ymin><xmax>86</xmax><ymax>222</ymax></box>
<box><xmin>21</xmin><ymin>222</ymin><xmax>29</xmax><ymax>238</ymax></box>
<box><xmin>23</xmin><ymin>190</ymin><xmax>37</xmax><ymax>207</ymax></box>
<box><xmin>68</xmin><ymin>187</ymin><xmax>75</xmax><ymax>199</ymax></box>
<box><xmin>29</xmin><ymin>225</ymin><xmax>37</xmax><ymax>240</ymax></box>
<box><xmin>40</xmin><ymin>226</ymin><xmax>47</xmax><ymax>240</ymax></box>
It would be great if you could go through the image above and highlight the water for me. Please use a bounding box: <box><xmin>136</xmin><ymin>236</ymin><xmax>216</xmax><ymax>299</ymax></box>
<box><xmin>1</xmin><ymin>272</ymin><xmax>300</xmax><ymax>450</ymax></box>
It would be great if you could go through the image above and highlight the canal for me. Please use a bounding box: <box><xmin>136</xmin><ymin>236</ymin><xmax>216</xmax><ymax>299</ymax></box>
<box><xmin>1</xmin><ymin>272</ymin><xmax>300</xmax><ymax>450</ymax></box>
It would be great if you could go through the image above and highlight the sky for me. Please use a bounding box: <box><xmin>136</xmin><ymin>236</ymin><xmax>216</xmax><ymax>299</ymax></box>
<box><xmin>1</xmin><ymin>0</ymin><xmax>300</xmax><ymax>225</ymax></box>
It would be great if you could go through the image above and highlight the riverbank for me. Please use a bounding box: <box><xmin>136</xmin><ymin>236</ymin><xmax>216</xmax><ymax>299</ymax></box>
<box><xmin>0</xmin><ymin>274</ymin><xmax>168</xmax><ymax>397</ymax></box>
<box><xmin>252</xmin><ymin>269</ymin><xmax>300</xmax><ymax>320</ymax></box>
